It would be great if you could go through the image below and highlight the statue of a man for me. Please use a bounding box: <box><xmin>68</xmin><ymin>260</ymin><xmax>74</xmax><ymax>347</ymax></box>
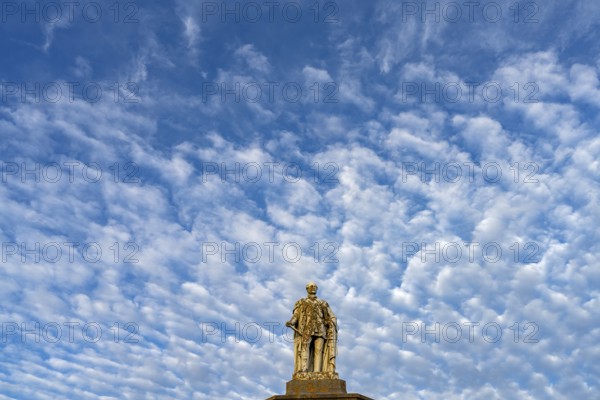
<box><xmin>286</xmin><ymin>282</ymin><xmax>337</xmax><ymax>377</ymax></box>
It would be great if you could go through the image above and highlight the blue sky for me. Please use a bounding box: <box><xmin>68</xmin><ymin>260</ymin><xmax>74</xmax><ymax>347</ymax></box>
<box><xmin>1</xmin><ymin>0</ymin><xmax>599</xmax><ymax>399</ymax></box>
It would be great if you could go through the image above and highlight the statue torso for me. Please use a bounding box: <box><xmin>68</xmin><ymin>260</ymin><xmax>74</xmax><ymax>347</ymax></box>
<box><xmin>295</xmin><ymin>297</ymin><xmax>328</xmax><ymax>338</ymax></box>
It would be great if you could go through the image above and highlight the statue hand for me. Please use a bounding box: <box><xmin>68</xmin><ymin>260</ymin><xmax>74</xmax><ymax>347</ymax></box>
<box><xmin>285</xmin><ymin>320</ymin><xmax>293</xmax><ymax>327</ymax></box>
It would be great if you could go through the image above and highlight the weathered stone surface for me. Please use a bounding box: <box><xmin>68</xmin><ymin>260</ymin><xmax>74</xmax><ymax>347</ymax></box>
<box><xmin>293</xmin><ymin>372</ymin><xmax>339</xmax><ymax>381</ymax></box>
<box><xmin>266</xmin><ymin>394</ymin><xmax>374</xmax><ymax>399</ymax></box>
<box><xmin>265</xmin><ymin>378</ymin><xmax>374</xmax><ymax>399</ymax></box>
<box><xmin>286</xmin><ymin>282</ymin><xmax>338</xmax><ymax>376</ymax></box>
<box><xmin>287</xmin><ymin>378</ymin><xmax>347</xmax><ymax>395</ymax></box>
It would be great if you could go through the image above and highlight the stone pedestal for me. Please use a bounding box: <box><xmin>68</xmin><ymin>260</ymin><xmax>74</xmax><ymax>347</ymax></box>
<box><xmin>266</xmin><ymin>378</ymin><xmax>374</xmax><ymax>400</ymax></box>
<box><xmin>266</xmin><ymin>395</ymin><xmax>373</xmax><ymax>399</ymax></box>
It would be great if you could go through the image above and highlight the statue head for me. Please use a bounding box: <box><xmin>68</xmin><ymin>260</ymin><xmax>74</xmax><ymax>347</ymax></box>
<box><xmin>306</xmin><ymin>281</ymin><xmax>318</xmax><ymax>295</ymax></box>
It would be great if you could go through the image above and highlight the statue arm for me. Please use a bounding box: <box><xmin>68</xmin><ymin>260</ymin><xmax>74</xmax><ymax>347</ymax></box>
<box><xmin>286</xmin><ymin>299</ymin><xmax>302</xmax><ymax>327</ymax></box>
<box><xmin>323</xmin><ymin>301</ymin><xmax>337</xmax><ymax>329</ymax></box>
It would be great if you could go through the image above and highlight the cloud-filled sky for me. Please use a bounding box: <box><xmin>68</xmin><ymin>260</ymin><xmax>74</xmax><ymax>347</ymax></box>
<box><xmin>1</xmin><ymin>0</ymin><xmax>600</xmax><ymax>399</ymax></box>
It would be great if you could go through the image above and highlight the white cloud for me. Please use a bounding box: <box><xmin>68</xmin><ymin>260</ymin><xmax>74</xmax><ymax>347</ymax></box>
<box><xmin>234</xmin><ymin>44</ymin><xmax>271</xmax><ymax>74</ymax></box>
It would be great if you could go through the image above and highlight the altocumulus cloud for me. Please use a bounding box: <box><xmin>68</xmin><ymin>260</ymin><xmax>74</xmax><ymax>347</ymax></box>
<box><xmin>0</xmin><ymin>0</ymin><xmax>599</xmax><ymax>399</ymax></box>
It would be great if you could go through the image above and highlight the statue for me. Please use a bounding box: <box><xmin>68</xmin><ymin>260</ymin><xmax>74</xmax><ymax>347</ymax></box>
<box><xmin>285</xmin><ymin>282</ymin><xmax>338</xmax><ymax>379</ymax></box>
<box><xmin>266</xmin><ymin>282</ymin><xmax>374</xmax><ymax>399</ymax></box>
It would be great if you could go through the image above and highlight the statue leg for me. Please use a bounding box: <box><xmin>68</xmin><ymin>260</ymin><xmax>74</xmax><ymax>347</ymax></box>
<box><xmin>293</xmin><ymin>337</ymin><xmax>302</xmax><ymax>373</ymax></box>
<box><xmin>313</xmin><ymin>337</ymin><xmax>325</xmax><ymax>372</ymax></box>
<box><xmin>300</xmin><ymin>338</ymin><xmax>311</xmax><ymax>372</ymax></box>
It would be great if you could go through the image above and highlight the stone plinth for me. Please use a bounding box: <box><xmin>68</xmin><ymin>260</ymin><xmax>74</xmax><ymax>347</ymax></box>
<box><xmin>266</xmin><ymin>395</ymin><xmax>373</xmax><ymax>400</ymax></box>
<box><xmin>266</xmin><ymin>395</ymin><xmax>373</xmax><ymax>399</ymax></box>
<box><xmin>266</xmin><ymin>378</ymin><xmax>374</xmax><ymax>400</ymax></box>
<box><xmin>287</xmin><ymin>378</ymin><xmax>347</xmax><ymax>395</ymax></box>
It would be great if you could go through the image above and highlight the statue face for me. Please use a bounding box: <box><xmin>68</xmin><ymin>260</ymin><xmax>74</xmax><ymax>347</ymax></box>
<box><xmin>306</xmin><ymin>283</ymin><xmax>318</xmax><ymax>295</ymax></box>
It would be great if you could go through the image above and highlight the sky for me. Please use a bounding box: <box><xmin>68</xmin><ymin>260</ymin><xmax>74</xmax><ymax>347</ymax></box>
<box><xmin>0</xmin><ymin>0</ymin><xmax>599</xmax><ymax>399</ymax></box>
